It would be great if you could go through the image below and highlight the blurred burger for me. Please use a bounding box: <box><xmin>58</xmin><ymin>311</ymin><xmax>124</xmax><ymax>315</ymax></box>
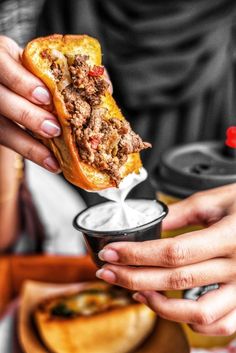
<box><xmin>34</xmin><ymin>281</ymin><xmax>156</xmax><ymax>353</ymax></box>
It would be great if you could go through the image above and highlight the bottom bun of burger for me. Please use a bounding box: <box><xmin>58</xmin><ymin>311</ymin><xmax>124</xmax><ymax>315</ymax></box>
<box><xmin>34</xmin><ymin>282</ymin><xmax>156</xmax><ymax>353</ymax></box>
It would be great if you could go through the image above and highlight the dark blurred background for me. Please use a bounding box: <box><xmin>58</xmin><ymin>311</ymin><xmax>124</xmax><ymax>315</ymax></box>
<box><xmin>1</xmin><ymin>0</ymin><xmax>236</xmax><ymax>203</ymax></box>
<box><xmin>36</xmin><ymin>0</ymin><xmax>236</xmax><ymax>203</ymax></box>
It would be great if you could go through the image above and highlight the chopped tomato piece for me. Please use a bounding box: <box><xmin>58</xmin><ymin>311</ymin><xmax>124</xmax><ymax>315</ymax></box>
<box><xmin>88</xmin><ymin>65</ymin><xmax>105</xmax><ymax>77</ymax></box>
<box><xmin>90</xmin><ymin>136</ymin><xmax>100</xmax><ymax>149</ymax></box>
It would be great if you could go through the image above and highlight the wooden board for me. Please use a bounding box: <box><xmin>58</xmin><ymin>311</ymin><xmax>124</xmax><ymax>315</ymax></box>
<box><xmin>0</xmin><ymin>255</ymin><xmax>97</xmax><ymax>316</ymax></box>
<box><xmin>0</xmin><ymin>255</ymin><xmax>189</xmax><ymax>352</ymax></box>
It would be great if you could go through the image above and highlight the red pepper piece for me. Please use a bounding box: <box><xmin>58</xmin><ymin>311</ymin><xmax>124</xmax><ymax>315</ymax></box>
<box><xmin>90</xmin><ymin>136</ymin><xmax>100</xmax><ymax>149</ymax></box>
<box><xmin>88</xmin><ymin>65</ymin><xmax>104</xmax><ymax>77</ymax></box>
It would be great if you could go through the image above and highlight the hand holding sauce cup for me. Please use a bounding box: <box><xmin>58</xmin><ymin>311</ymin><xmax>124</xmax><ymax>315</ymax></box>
<box><xmin>73</xmin><ymin>198</ymin><xmax>168</xmax><ymax>267</ymax></box>
<box><xmin>73</xmin><ymin>168</ymin><xmax>168</xmax><ymax>267</ymax></box>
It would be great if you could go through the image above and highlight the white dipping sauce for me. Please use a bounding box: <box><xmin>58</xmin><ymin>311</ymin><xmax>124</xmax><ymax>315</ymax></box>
<box><xmin>77</xmin><ymin>199</ymin><xmax>164</xmax><ymax>231</ymax></box>
<box><xmin>80</xmin><ymin>168</ymin><xmax>164</xmax><ymax>231</ymax></box>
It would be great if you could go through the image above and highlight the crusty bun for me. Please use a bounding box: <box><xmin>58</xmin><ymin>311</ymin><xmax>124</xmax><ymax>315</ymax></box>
<box><xmin>22</xmin><ymin>35</ymin><xmax>150</xmax><ymax>190</ymax></box>
<box><xmin>34</xmin><ymin>281</ymin><xmax>156</xmax><ymax>353</ymax></box>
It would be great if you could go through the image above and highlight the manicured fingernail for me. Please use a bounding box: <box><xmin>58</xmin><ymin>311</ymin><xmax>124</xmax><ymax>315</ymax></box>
<box><xmin>44</xmin><ymin>156</ymin><xmax>60</xmax><ymax>173</ymax></box>
<box><xmin>98</xmin><ymin>249</ymin><xmax>119</xmax><ymax>262</ymax></box>
<box><xmin>41</xmin><ymin>120</ymin><xmax>61</xmax><ymax>137</ymax></box>
<box><xmin>32</xmin><ymin>86</ymin><xmax>51</xmax><ymax>104</ymax></box>
<box><xmin>96</xmin><ymin>269</ymin><xmax>116</xmax><ymax>283</ymax></box>
<box><xmin>133</xmin><ymin>293</ymin><xmax>148</xmax><ymax>305</ymax></box>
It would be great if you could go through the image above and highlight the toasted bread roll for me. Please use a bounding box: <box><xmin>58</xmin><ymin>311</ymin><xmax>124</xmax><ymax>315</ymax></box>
<box><xmin>34</xmin><ymin>282</ymin><xmax>156</xmax><ymax>353</ymax></box>
<box><xmin>23</xmin><ymin>35</ymin><xmax>150</xmax><ymax>190</ymax></box>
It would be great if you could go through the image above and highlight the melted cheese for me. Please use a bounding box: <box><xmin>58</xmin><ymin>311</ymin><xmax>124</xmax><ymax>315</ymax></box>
<box><xmin>64</xmin><ymin>291</ymin><xmax>130</xmax><ymax>316</ymax></box>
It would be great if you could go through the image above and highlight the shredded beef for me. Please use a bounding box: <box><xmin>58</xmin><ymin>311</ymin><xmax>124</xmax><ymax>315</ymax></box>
<box><xmin>63</xmin><ymin>86</ymin><xmax>91</xmax><ymax>128</ymax></box>
<box><xmin>42</xmin><ymin>51</ymin><xmax>151</xmax><ymax>184</ymax></box>
<box><xmin>73</xmin><ymin>108</ymin><xmax>150</xmax><ymax>183</ymax></box>
<box><xmin>69</xmin><ymin>55</ymin><xmax>109</xmax><ymax>106</ymax></box>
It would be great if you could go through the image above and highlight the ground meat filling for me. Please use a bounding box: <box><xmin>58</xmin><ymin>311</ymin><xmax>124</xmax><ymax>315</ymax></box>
<box><xmin>42</xmin><ymin>51</ymin><xmax>151</xmax><ymax>184</ymax></box>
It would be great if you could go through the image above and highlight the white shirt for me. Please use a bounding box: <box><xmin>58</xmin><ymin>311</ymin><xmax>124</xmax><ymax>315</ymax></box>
<box><xmin>24</xmin><ymin>160</ymin><xmax>86</xmax><ymax>255</ymax></box>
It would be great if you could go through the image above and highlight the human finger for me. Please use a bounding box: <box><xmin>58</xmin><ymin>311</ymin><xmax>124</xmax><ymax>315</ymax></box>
<box><xmin>0</xmin><ymin>115</ymin><xmax>60</xmax><ymax>172</ymax></box>
<box><xmin>0</xmin><ymin>46</ymin><xmax>51</xmax><ymax>105</ymax></box>
<box><xmin>96</xmin><ymin>258</ymin><xmax>234</xmax><ymax>291</ymax></box>
<box><xmin>0</xmin><ymin>84</ymin><xmax>61</xmax><ymax>138</ymax></box>
<box><xmin>133</xmin><ymin>284</ymin><xmax>236</xmax><ymax>326</ymax></box>
<box><xmin>98</xmin><ymin>215</ymin><xmax>236</xmax><ymax>267</ymax></box>
<box><xmin>163</xmin><ymin>185</ymin><xmax>236</xmax><ymax>231</ymax></box>
<box><xmin>191</xmin><ymin>308</ymin><xmax>236</xmax><ymax>336</ymax></box>
<box><xmin>104</xmin><ymin>68</ymin><xmax>113</xmax><ymax>94</ymax></box>
<box><xmin>0</xmin><ymin>35</ymin><xmax>23</xmax><ymax>60</ymax></box>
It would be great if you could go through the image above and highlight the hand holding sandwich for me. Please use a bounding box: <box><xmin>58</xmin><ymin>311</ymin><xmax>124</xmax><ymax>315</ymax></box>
<box><xmin>22</xmin><ymin>34</ymin><xmax>150</xmax><ymax>190</ymax></box>
<box><xmin>97</xmin><ymin>183</ymin><xmax>236</xmax><ymax>336</ymax></box>
<box><xmin>0</xmin><ymin>35</ymin><xmax>61</xmax><ymax>172</ymax></box>
<box><xmin>0</xmin><ymin>34</ymin><xmax>149</xmax><ymax>190</ymax></box>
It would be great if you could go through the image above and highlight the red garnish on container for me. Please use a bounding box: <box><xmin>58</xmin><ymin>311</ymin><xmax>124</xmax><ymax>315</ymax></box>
<box><xmin>225</xmin><ymin>126</ymin><xmax>236</xmax><ymax>148</ymax></box>
<box><xmin>88</xmin><ymin>65</ymin><xmax>104</xmax><ymax>77</ymax></box>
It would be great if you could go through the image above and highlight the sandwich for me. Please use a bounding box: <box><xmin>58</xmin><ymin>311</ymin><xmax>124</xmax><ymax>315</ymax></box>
<box><xmin>23</xmin><ymin>35</ymin><xmax>151</xmax><ymax>190</ymax></box>
<box><xmin>34</xmin><ymin>281</ymin><xmax>156</xmax><ymax>353</ymax></box>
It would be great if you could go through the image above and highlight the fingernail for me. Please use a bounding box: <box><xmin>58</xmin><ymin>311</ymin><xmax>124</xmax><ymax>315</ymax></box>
<box><xmin>98</xmin><ymin>249</ymin><xmax>119</xmax><ymax>262</ymax></box>
<box><xmin>133</xmin><ymin>293</ymin><xmax>148</xmax><ymax>305</ymax></box>
<box><xmin>44</xmin><ymin>156</ymin><xmax>60</xmax><ymax>173</ymax></box>
<box><xmin>41</xmin><ymin>120</ymin><xmax>61</xmax><ymax>137</ymax></box>
<box><xmin>32</xmin><ymin>86</ymin><xmax>51</xmax><ymax>104</ymax></box>
<box><xmin>96</xmin><ymin>269</ymin><xmax>116</xmax><ymax>283</ymax></box>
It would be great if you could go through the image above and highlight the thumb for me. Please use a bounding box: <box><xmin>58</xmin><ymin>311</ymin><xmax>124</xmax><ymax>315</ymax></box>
<box><xmin>162</xmin><ymin>196</ymin><xmax>205</xmax><ymax>231</ymax></box>
<box><xmin>162</xmin><ymin>185</ymin><xmax>235</xmax><ymax>231</ymax></box>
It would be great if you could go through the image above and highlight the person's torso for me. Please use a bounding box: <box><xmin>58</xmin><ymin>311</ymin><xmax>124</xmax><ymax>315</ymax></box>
<box><xmin>0</xmin><ymin>0</ymin><xmax>45</xmax><ymax>46</ymax></box>
<box><xmin>96</xmin><ymin>0</ymin><xmax>236</xmax><ymax>108</ymax></box>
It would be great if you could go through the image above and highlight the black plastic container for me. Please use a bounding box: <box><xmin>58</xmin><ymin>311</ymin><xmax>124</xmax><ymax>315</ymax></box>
<box><xmin>153</xmin><ymin>141</ymin><xmax>236</xmax><ymax>198</ymax></box>
<box><xmin>73</xmin><ymin>199</ymin><xmax>168</xmax><ymax>267</ymax></box>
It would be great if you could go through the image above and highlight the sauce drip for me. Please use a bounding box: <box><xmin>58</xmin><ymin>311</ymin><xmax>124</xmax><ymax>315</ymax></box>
<box><xmin>97</xmin><ymin>168</ymin><xmax>148</xmax><ymax>229</ymax></box>
<box><xmin>81</xmin><ymin>169</ymin><xmax>163</xmax><ymax>231</ymax></box>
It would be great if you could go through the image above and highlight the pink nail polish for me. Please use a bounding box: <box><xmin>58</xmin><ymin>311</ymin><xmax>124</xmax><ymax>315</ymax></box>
<box><xmin>96</xmin><ymin>269</ymin><xmax>104</xmax><ymax>279</ymax></box>
<box><xmin>96</xmin><ymin>269</ymin><xmax>116</xmax><ymax>283</ymax></box>
<box><xmin>44</xmin><ymin>156</ymin><xmax>60</xmax><ymax>173</ymax></box>
<box><xmin>98</xmin><ymin>249</ymin><xmax>119</xmax><ymax>262</ymax></box>
<box><xmin>32</xmin><ymin>86</ymin><xmax>51</xmax><ymax>104</ymax></box>
<box><xmin>133</xmin><ymin>293</ymin><xmax>147</xmax><ymax>304</ymax></box>
<box><xmin>41</xmin><ymin>120</ymin><xmax>61</xmax><ymax>137</ymax></box>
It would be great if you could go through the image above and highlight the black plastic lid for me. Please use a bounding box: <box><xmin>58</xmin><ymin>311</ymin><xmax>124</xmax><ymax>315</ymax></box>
<box><xmin>153</xmin><ymin>141</ymin><xmax>236</xmax><ymax>198</ymax></box>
